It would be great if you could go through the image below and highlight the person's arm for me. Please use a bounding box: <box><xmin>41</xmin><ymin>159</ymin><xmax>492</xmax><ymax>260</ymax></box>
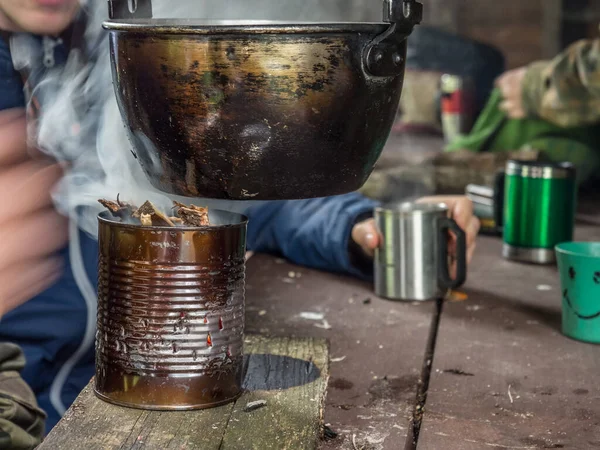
<box><xmin>244</xmin><ymin>192</ymin><xmax>378</xmax><ymax>279</ymax></box>
<box><xmin>0</xmin><ymin>41</ymin><xmax>68</xmax><ymax>319</ymax></box>
<box><xmin>521</xmin><ymin>36</ymin><xmax>600</xmax><ymax>128</ymax></box>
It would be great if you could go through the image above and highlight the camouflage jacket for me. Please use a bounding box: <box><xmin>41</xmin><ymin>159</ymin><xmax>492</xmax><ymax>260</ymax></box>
<box><xmin>0</xmin><ymin>343</ymin><xmax>46</xmax><ymax>450</ymax></box>
<box><xmin>522</xmin><ymin>25</ymin><xmax>600</xmax><ymax>128</ymax></box>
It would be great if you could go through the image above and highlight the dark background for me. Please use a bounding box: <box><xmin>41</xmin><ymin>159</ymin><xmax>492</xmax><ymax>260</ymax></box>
<box><xmin>420</xmin><ymin>0</ymin><xmax>599</xmax><ymax>69</ymax></box>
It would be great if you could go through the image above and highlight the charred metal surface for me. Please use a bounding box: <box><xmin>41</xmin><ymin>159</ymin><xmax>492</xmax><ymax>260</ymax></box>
<box><xmin>104</xmin><ymin>22</ymin><xmax>411</xmax><ymax>199</ymax></box>
<box><xmin>95</xmin><ymin>210</ymin><xmax>248</xmax><ymax>410</ymax></box>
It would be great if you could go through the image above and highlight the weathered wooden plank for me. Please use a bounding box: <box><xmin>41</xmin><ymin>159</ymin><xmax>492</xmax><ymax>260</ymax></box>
<box><xmin>39</xmin><ymin>378</ymin><xmax>232</xmax><ymax>450</ymax></box>
<box><xmin>244</xmin><ymin>255</ymin><xmax>435</xmax><ymax>450</ymax></box>
<box><xmin>222</xmin><ymin>336</ymin><xmax>329</xmax><ymax>450</ymax></box>
<box><xmin>419</xmin><ymin>225</ymin><xmax>600</xmax><ymax>449</ymax></box>
<box><xmin>120</xmin><ymin>406</ymin><xmax>233</xmax><ymax>450</ymax></box>
<box><xmin>40</xmin><ymin>335</ymin><xmax>329</xmax><ymax>449</ymax></box>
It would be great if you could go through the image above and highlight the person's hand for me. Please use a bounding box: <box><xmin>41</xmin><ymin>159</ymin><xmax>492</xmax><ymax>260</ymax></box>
<box><xmin>0</xmin><ymin>110</ymin><xmax>68</xmax><ymax>318</ymax></box>
<box><xmin>351</xmin><ymin>196</ymin><xmax>480</xmax><ymax>268</ymax></box>
<box><xmin>496</xmin><ymin>67</ymin><xmax>527</xmax><ymax>119</ymax></box>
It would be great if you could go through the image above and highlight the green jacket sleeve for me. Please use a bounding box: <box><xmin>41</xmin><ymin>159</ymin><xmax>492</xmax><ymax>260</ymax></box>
<box><xmin>0</xmin><ymin>343</ymin><xmax>46</xmax><ymax>450</ymax></box>
<box><xmin>522</xmin><ymin>28</ymin><xmax>600</xmax><ymax>128</ymax></box>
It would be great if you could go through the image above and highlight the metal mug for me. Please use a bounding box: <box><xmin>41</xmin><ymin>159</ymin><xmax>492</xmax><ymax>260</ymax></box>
<box><xmin>502</xmin><ymin>160</ymin><xmax>577</xmax><ymax>265</ymax></box>
<box><xmin>95</xmin><ymin>209</ymin><xmax>248</xmax><ymax>410</ymax></box>
<box><xmin>374</xmin><ymin>202</ymin><xmax>467</xmax><ymax>301</ymax></box>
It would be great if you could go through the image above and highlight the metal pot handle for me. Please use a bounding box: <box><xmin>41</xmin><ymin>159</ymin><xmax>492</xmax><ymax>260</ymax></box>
<box><xmin>365</xmin><ymin>0</ymin><xmax>423</xmax><ymax>77</ymax></box>
<box><xmin>383</xmin><ymin>0</ymin><xmax>423</xmax><ymax>28</ymax></box>
<box><xmin>108</xmin><ymin>0</ymin><xmax>153</xmax><ymax>19</ymax></box>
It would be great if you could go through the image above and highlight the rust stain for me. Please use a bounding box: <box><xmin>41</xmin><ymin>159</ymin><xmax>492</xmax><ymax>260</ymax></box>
<box><xmin>448</xmin><ymin>291</ymin><xmax>469</xmax><ymax>302</ymax></box>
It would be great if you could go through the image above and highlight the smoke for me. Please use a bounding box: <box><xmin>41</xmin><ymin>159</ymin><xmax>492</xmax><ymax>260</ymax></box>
<box><xmin>11</xmin><ymin>0</ymin><xmax>170</xmax><ymax>237</ymax></box>
<box><xmin>15</xmin><ymin>0</ymin><xmax>385</xmax><ymax>239</ymax></box>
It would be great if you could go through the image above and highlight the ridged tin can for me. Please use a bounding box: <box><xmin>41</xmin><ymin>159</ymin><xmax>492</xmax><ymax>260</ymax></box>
<box><xmin>94</xmin><ymin>210</ymin><xmax>248</xmax><ymax>410</ymax></box>
<box><xmin>503</xmin><ymin>160</ymin><xmax>577</xmax><ymax>264</ymax></box>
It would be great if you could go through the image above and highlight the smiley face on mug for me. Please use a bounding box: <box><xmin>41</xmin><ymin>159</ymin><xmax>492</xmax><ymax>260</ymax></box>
<box><xmin>562</xmin><ymin>266</ymin><xmax>600</xmax><ymax>320</ymax></box>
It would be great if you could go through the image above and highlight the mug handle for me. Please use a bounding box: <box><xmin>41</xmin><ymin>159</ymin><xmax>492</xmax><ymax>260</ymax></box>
<box><xmin>437</xmin><ymin>217</ymin><xmax>467</xmax><ymax>290</ymax></box>
<box><xmin>493</xmin><ymin>170</ymin><xmax>506</xmax><ymax>230</ymax></box>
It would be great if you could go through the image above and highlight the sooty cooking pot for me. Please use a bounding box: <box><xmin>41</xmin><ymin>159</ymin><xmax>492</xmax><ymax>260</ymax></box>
<box><xmin>103</xmin><ymin>0</ymin><xmax>422</xmax><ymax>200</ymax></box>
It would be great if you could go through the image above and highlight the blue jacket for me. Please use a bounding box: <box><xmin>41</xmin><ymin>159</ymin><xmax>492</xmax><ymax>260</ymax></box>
<box><xmin>0</xmin><ymin>36</ymin><xmax>377</xmax><ymax>432</ymax></box>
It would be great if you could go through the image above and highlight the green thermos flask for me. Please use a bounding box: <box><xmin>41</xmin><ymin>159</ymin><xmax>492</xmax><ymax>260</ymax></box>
<box><xmin>502</xmin><ymin>160</ymin><xmax>577</xmax><ymax>264</ymax></box>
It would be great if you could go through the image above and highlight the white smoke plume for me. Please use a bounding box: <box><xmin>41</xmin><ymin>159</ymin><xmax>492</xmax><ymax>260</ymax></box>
<box><xmin>13</xmin><ymin>0</ymin><xmax>170</xmax><ymax>238</ymax></box>
<box><xmin>18</xmin><ymin>0</ymin><xmax>383</xmax><ymax>238</ymax></box>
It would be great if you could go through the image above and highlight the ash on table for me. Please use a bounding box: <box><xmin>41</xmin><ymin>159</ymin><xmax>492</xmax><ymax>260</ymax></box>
<box><xmin>99</xmin><ymin>197</ymin><xmax>210</xmax><ymax>227</ymax></box>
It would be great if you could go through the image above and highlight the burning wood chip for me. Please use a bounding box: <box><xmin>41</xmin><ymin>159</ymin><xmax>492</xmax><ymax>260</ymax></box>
<box><xmin>98</xmin><ymin>198</ymin><xmax>136</xmax><ymax>219</ymax></box>
<box><xmin>98</xmin><ymin>199</ymin><xmax>121</xmax><ymax>213</ymax></box>
<box><xmin>140</xmin><ymin>214</ymin><xmax>153</xmax><ymax>226</ymax></box>
<box><xmin>173</xmin><ymin>201</ymin><xmax>210</xmax><ymax>226</ymax></box>
<box><xmin>99</xmin><ymin>197</ymin><xmax>211</xmax><ymax>228</ymax></box>
<box><xmin>133</xmin><ymin>201</ymin><xmax>175</xmax><ymax>227</ymax></box>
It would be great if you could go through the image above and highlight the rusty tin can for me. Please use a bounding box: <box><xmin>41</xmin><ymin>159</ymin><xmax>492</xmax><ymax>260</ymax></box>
<box><xmin>95</xmin><ymin>209</ymin><xmax>248</xmax><ymax>410</ymax></box>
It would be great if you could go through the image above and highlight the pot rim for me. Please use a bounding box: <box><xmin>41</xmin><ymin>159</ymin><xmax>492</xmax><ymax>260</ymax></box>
<box><xmin>102</xmin><ymin>19</ymin><xmax>390</xmax><ymax>35</ymax></box>
<box><xmin>98</xmin><ymin>210</ymin><xmax>248</xmax><ymax>231</ymax></box>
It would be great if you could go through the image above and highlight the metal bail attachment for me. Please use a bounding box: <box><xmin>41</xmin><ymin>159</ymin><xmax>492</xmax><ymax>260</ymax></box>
<box><xmin>383</xmin><ymin>0</ymin><xmax>423</xmax><ymax>27</ymax></box>
<box><xmin>108</xmin><ymin>0</ymin><xmax>153</xmax><ymax>20</ymax></box>
<box><xmin>365</xmin><ymin>0</ymin><xmax>423</xmax><ymax>77</ymax></box>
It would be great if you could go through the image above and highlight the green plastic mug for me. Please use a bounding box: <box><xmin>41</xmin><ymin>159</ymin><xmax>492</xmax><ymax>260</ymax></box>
<box><xmin>556</xmin><ymin>242</ymin><xmax>600</xmax><ymax>344</ymax></box>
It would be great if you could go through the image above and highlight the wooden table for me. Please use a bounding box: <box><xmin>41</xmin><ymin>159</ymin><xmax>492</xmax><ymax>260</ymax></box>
<box><xmin>41</xmin><ymin>208</ymin><xmax>600</xmax><ymax>449</ymax></box>
<box><xmin>244</xmin><ymin>255</ymin><xmax>435</xmax><ymax>450</ymax></box>
<box><xmin>418</xmin><ymin>221</ymin><xmax>600</xmax><ymax>450</ymax></box>
<box><xmin>243</xmin><ymin>219</ymin><xmax>600</xmax><ymax>449</ymax></box>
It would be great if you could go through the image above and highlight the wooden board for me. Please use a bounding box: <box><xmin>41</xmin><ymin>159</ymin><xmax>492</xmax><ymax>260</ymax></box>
<box><xmin>222</xmin><ymin>336</ymin><xmax>329</xmax><ymax>450</ymax></box>
<box><xmin>39</xmin><ymin>335</ymin><xmax>329</xmax><ymax>450</ymax></box>
<box><xmin>419</xmin><ymin>225</ymin><xmax>600</xmax><ymax>449</ymax></box>
<box><xmin>243</xmin><ymin>255</ymin><xmax>436</xmax><ymax>450</ymax></box>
